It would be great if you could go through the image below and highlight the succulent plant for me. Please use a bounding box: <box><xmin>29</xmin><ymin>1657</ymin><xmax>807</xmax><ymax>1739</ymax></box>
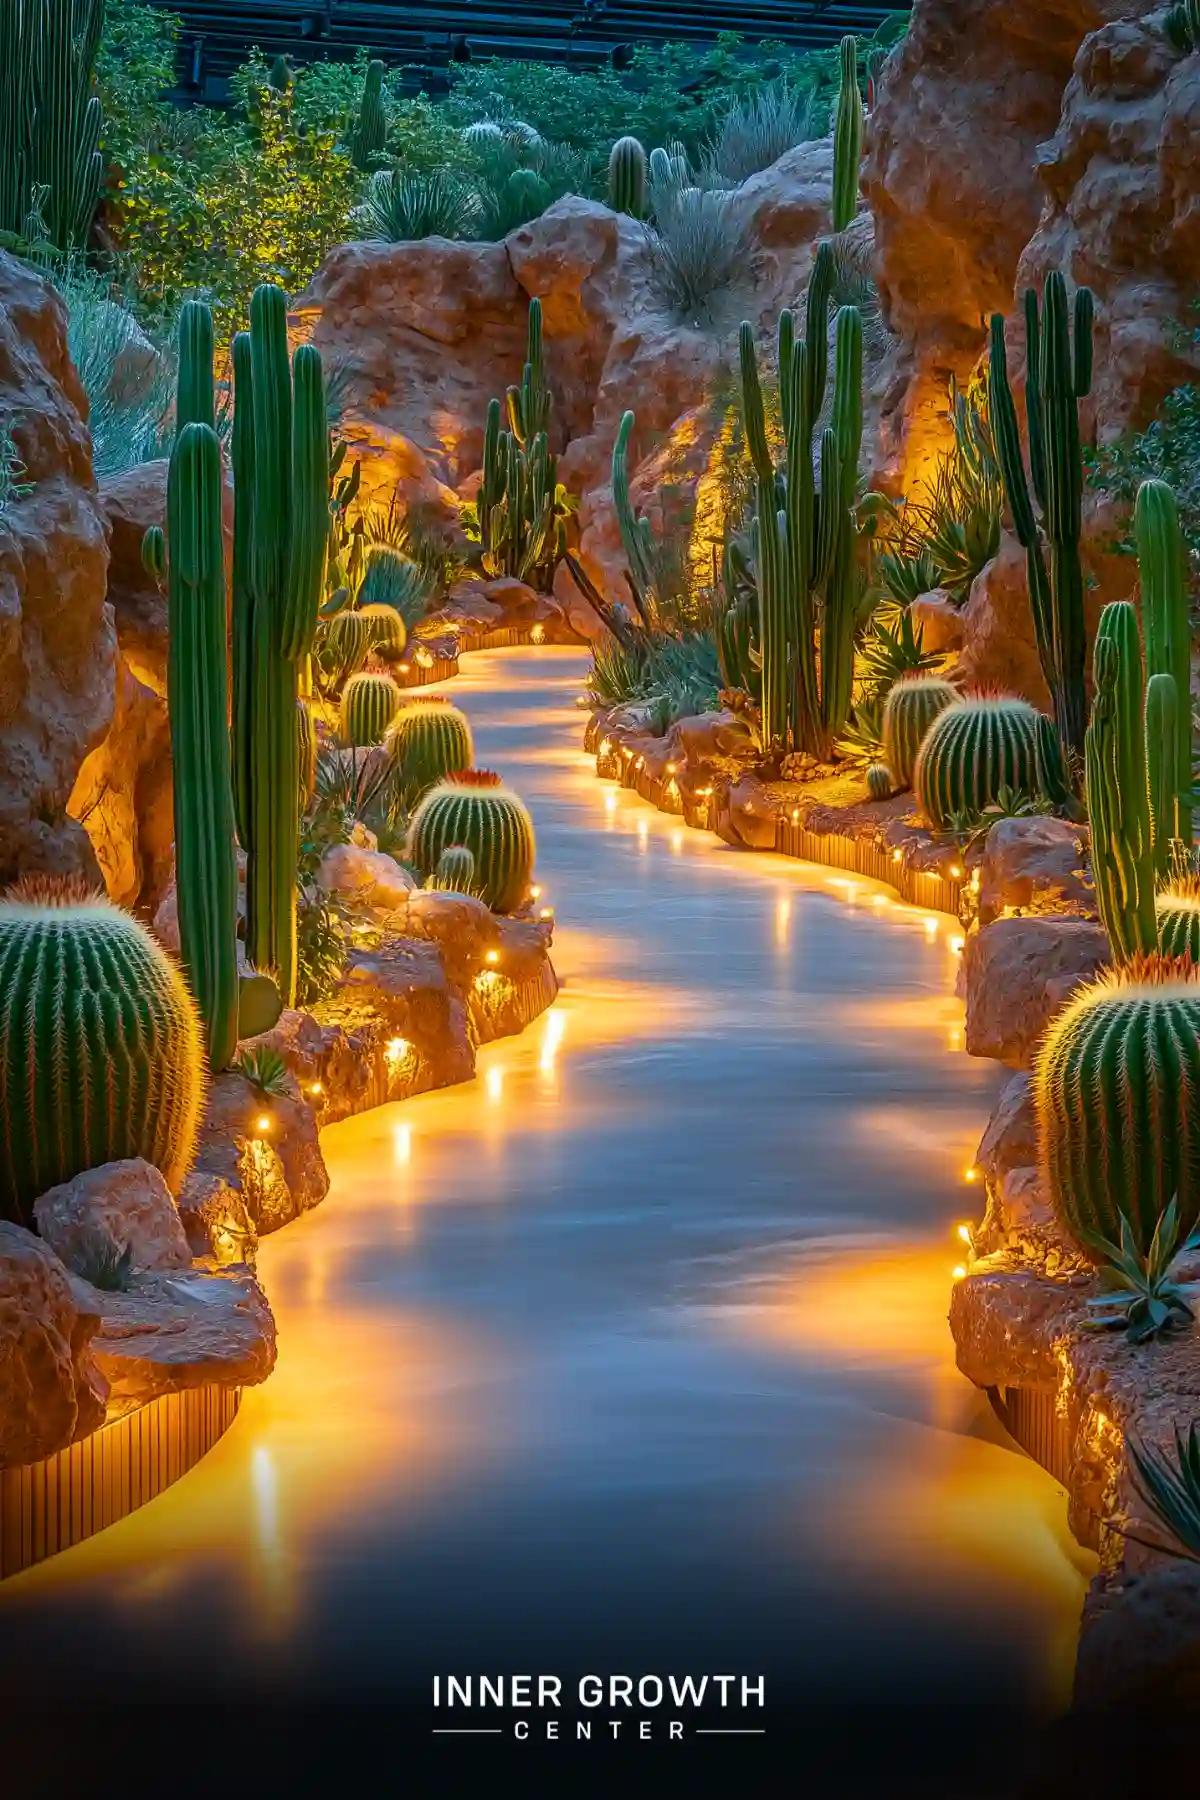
<box><xmin>881</xmin><ymin>674</ymin><xmax>958</xmax><ymax>791</ymax></box>
<box><xmin>1036</xmin><ymin>956</ymin><xmax>1200</xmax><ymax>1256</ymax></box>
<box><xmin>0</xmin><ymin>0</ymin><xmax>105</xmax><ymax>250</ymax></box>
<box><xmin>342</xmin><ymin>670</ymin><xmax>402</xmax><ymax>747</ymax></box>
<box><xmin>141</xmin><ymin>523</ymin><xmax>165</xmax><ymax>581</ymax></box>
<box><xmin>320</xmin><ymin>609</ymin><xmax>373</xmax><ymax>689</ymax></box>
<box><xmin>406</xmin><ymin>770</ymin><xmax>535</xmax><ymax>914</ymax></box>
<box><xmin>1128</xmin><ymin>1423</ymin><xmax>1200</xmax><ymax>1561</ymax></box>
<box><xmin>740</xmin><ymin>244</ymin><xmax>863</xmax><ymax>757</ymax></box>
<box><xmin>233</xmin><ymin>1044</ymin><xmax>292</xmax><ymax>1098</ymax></box>
<box><xmin>1081</xmin><ymin>1198</ymin><xmax>1200</xmax><ymax>1344</ymax></box>
<box><xmin>478</xmin><ymin>299</ymin><xmax>573</xmax><ymax>589</ymax></box>
<box><xmin>356</xmin><ymin>602</ymin><xmax>407</xmax><ymax>661</ymax></box>
<box><xmin>831</xmin><ymin>35</ymin><xmax>864</xmax><ymax>232</ymax></box>
<box><xmin>429</xmin><ymin>845</ymin><xmax>478</xmax><ymax>894</ymax></box>
<box><xmin>988</xmin><ymin>273</ymin><xmax>1093</xmax><ymax>771</ymax></box>
<box><xmin>357</xmin><ymin>544</ymin><xmax>433</xmax><ymax>628</ymax></box>
<box><xmin>914</xmin><ymin>695</ymin><xmax>1059</xmax><ymax>832</ymax></box>
<box><xmin>1086</xmin><ymin>600</ymin><xmax>1159</xmax><ymax>961</ymax></box>
<box><xmin>237</xmin><ymin>969</ymin><xmax>283</xmax><ymax>1040</ymax></box>
<box><xmin>607</xmin><ymin>136</ymin><xmax>648</xmax><ymax>219</ymax></box>
<box><xmin>386</xmin><ymin>699</ymin><xmax>474</xmax><ymax>803</ymax></box>
<box><xmin>0</xmin><ymin>875</ymin><xmax>204</xmax><ymax>1227</ymax></box>
<box><xmin>351</xmin><ymin>58</ymin><xmax>388</xmax><ymax>171</ymax></box>
<box><xmin>865</xmin><ymin>761</ymin><xmax>893</xmax><ymax>802</ymax></box>
<box><xmin>1156</xmin><ymin>873</ymin><xmax>1200</xmax><ymax>960</ymax></box>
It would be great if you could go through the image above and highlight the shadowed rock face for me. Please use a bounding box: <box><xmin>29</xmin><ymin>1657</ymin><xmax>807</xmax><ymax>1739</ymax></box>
<box><xmin>0</xmin><ymin>1222</ymin><xmax>107</xmax><ymax>1469</ymax></box>
<box><xmin>0</xmin><ymin>250</ymin><xmax>115</xmax><ymax>887</ymax></box>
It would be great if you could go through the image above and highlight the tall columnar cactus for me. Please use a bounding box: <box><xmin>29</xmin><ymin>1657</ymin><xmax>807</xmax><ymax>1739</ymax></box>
<box><xmin>1136</xmin><ymin>478</ymin><xmax>1193</xmax><ymax>872</ymax></box>
<box><xmin>166</xmin><ymin>416</ymin><xmax>241</xmax><ymax>1072</ymax></box>
<box><xmin>351</xmin><ymin>58</ymin><xmax>388</xmax><ymax>171</ymax></box>
<box><xmin>297</xmin><ymin>697</ymin><xmax>317</xmax><ymax>813</ymax></box>
<box><xmin>612</xmin><ymin>410</ymin><xmax>659</xmax><ymax>621</ymax></box>
<box><xmin>177</xmin><ymin>299</ymin><xmax>215</xmax><ymax>432</ymax></box>
<box><xmin>740</xmin><ymin>244</ymin><xmax>864</xmax><ymax>758</ymax></box>
<box><xmin>479</xmin><ymin>301</ymin><xmax>570</xmax><ymax>590</ymax></box>
<box><xmin>1165</xmin><ymin>0</ymin><xmax>1200</xmax><ymax>53</ymax></box>
<box><xmin>342</xmin><ymin>671</ymin><xmax>402</xmax><ymax>747</ymax></box>
<box><xmin>0</xmin><ymin>876</ymin><xmax>204</xmax><ymax>1227</ymax></box>
<box><xmin>1036</xmin><ymin>956</ymin><xmax>1200</xmax><ymax>1255</ymax></box>
<box><xmin>1085</xmin><ymin>601</ymin><xmax>1159</xmax><ymax>961</ymax></box>
<box><xmin>831</xmin><ymin>35</ymin><xmax>864</xmax><ymax>232</ymax></box>
<box><xmin>507</xmin><ymin>296</ymin><xmax>551</xmax><ymax>447</ymax></box>
<box><xmin>914</xmin><ymin>695</ymin><xmax>1061</xmax><ymax>830</ymax></box>
<box><xmin>407</xmin><ymin>771</ymin><xmax>536</xmax><ymax>915</ymax></box>
<box><xmin>233</xmin><ymin>284</ymin><xmax>329</xmax><ymax>1009</ymax></box>
<box><xmin>882</xmin><ymin>675</ymin><xmax>958</xmax><ymax>791</ymax></box>
<box><xmin>989</xmin><ymin>273</ymin><xmax>1094</xmax><ymax>769</ymax></box>
<box><xmin>386</xmin><ymin>699</ymin><xmax>474</xmax><ymax>803</ymax></box>
<box><xmin>1156</xmin><ymin>876</ymin><xmax>1200</xmax><ymax>961</ymax></box>
<box><xmin>0</xmin><ymin>0</ymin><xmax>105</xmax><ymax>251</ymax></box>
<box><xmin>607</xmin><ymin>136</ymin><xmax>648</xmax><ymax>219</ymax></box>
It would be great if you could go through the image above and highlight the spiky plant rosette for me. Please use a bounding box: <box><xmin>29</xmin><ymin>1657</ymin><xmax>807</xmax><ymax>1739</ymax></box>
<box><xmin>1155</xmin><ymin>871</ymin><xmax>1200</xmax><ymax>961</ymax></box>
<box><xmin>1081</xmin><ymin>1197</ymin><xmax>1200</xmax><ymax>1344</ymax></box>
<box><xmin>1036</xmin><ymin>954</ymin><xmax>1200</xmax><ymax>1256</ymax></box>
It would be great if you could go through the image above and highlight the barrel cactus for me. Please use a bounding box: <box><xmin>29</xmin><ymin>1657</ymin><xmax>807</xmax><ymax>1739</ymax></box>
<box><xmin>607</xmin><ymin>136</ymin><xmax>647</xmax><ymax>218</ymax></box>
<box><xmin>865</xmin><ymin>762</ymin><xmax>893</xmax><ymax>802</ymax></box>
<box><xmin>356</xmin><ymin>602</ymin><xmax>407</xmax><ymax>661</ymax></box>
<box><xmin>386</xmin><ymin>699</ymin><xmax>474</xmax><ymax>803</ymax></box>
<box><xmin>429</xmin><ymin>845</ymin><xmax>478</xmax><ymax>894</ymax></box>
<box><xmin>0</xmin><ymin>876</ymin><xmax>204</xmax><ymax>1228</ymax></box>
<box><xmin>342</xmin><ymin>671</ymin><xmax>402</xmax><ymax>746</ymax></box>
<box><xmin>882</xmin><ymin>675</ymin><xmax>958</xmax><ymax>791</ymax></box>
<box><xmin>1156</xmin><ymin>875</ymin><xmax>1200</xmax><ymax>961</ymax></box>
<box><xmin>914</xmin><ymin>695</ymin><xmax>1056</xmax><ymax>830</ymax></box>
<box><xmin>323</xmin><ymin>609</ymin><xmax>372</xmax><ymax>686</ymax></box>
<box><xmin>1035</xmin><ymin>956</ymin><xmax>1200</xmax><ymax>1256</ymax></box>
<box><xmin>406</xmin><ymin>771</ymin><xmax>535</xmax><ymax>914</ymax></box>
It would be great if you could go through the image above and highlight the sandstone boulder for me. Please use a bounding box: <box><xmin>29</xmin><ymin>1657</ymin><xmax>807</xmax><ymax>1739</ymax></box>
<box><xmin>975</xmin><ymin>1072</ymin><xmax>1039</xmax><ymax>1190</ymax></box>
<box><xmin>962</xmin><ymin>914</ymin><xmax>1109</xmax><ymax>1066</ymax></box>
<box><xmin>0</xmin><ymin>250</ymin><xmax>114</xmax><ymax>885</ymax></box>
<box><xmin>909</xmin><ymin>589</ymin><xmax>964</xmax><ymax>657</ymax></box>
<box><xmin>84</xmin><ymin>1264</ymin><xmax>276</xmax><ymax>1408</ymax></box>
<box><xmin>317</xmin><ymin>842</ymin><xmax>416</xmax><ymax>913</ymax></box>
<box><xmin>176</xmin><ymin>1170</ymin><xmax>259</xmax><ymax>1266</ymax></box>
<box><xmin>189</xmin><ymin>1070</ymin><xmax>328</xmax><ymax>1238</ymax></box>
<box><xmin>33</xmin><ymin>1158</ymin><xmax>191</xmax><ymax>1276</ymax></box>
<box><xmin>0</xmin><ymin>1222</ymin><xmax>107</xmax><ymax>1468</ymax></box>
<box><xmin>977</xmin><ymin>814</ymin><xmax>1095</xmax><ymax>924</ymax></box>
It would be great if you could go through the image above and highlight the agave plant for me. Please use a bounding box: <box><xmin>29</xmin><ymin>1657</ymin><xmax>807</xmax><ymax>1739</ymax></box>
<box><xmin>1127</xmin><ymin>1424</ymin><xmax>1200</xmax><ymax>1561</ymax></box>
<box><xmin>1081</xmin><ymin>1199</ymin><xmax>1200</xmax><ymax>1344</ymax></box>
<box><xmin>946</xmin><ymin>784</ymin><xmax>1055</xmax><ymax>854</ymax></box>
<box><xmin>836</xmin><ymin>692</ymin><xmax>886</xmax><ymax>768</ymax></box>
<box><xmin>233</xmin><ymin>1045</ymin><xmax>292</xmax><ymax>1099</ymax></box>
<box><xmin>856</xmin><ymin>604</ymin><xmax>943</xmax><ymax>697</ymax></box>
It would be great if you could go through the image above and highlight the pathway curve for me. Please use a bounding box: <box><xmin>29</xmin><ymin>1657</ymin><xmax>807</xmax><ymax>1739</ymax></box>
<box><xmin>0</xmin><ymin>649</ymin><xmax>1092</xmax><ymax>1759</ymax></box>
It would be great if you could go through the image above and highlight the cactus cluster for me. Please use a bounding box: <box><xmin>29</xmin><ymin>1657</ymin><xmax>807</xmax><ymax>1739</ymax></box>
<box><xmin>739</xmin><ymin>243</ymin><xmax>863</xmax><ymax>758</ymax></box>
<box><xmin>407</xmin><ymin>771</ymin><xmax>536</xmax><ymax>914</ymax></box>
<box><xmin>1086</xmin><ymin>601</ymin><xmax>1159</xmax><ymax>960</ymax></box>
<box><xmin>1036</xmin><ymin>957</ymin><xmax>1200</xmax><ymax>1256</ymax></box>
<box><xmin>607</xmin><ymin>136</ymin><xmax>647</xmax><ymax>219</ymax></box>
<box><xmin>386</xmin><ymin>699</ymin><xmax>474</xmax><ymax>803</ymax></box>
<box><xmin>478</xmin><ymin>299</ymin><xmax>572</xmax><ymax>590</ymax></box>
<box><xmin>914</xmin><ymin>695</ymin><xmax>1062</xmax><ymax>831</ymax></box>
<box><xmin>882</xmin><ymin>675</ymin><xmax>958</xmax><ymax>792</ymax></box>
<box><xmin>342</xmin><ymin>671</ymin><xmax>403</xmax><ymax>747</ymax></box>
<box><xmin>1</xmin><ymin>0</ymin><xmax>105</xmax><ymax>251</ymax></box>
<box><xmin>0</xmin><ymin>877</ymin><xmax>204</xmax><ymax>1228</ymax></box>
<box><xmin>989</xmin><ymin>273</ymin><xmax>1093</xmax><ymax>769</ymax></box>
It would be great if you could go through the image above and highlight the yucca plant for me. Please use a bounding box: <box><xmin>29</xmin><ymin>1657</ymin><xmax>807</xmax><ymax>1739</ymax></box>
<box><xmin>1081</xmin><ymin>1199</ymin><xmax>1200</xmax><ymax>1344</ymax></box>
<box><xmin>353</xmin><ymin>168</ymin><xmax>479</xmax><ymax>242</ymax></box>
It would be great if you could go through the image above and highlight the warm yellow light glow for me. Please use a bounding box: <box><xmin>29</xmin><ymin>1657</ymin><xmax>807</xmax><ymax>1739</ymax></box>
<box><xmin>963</xmin><ymin>1167</ymin><xmax>978</xmax><ymax>1185</ymax></box>
<box><xmin>415</xmin><ymin>647</ymin><xmax>434</xmax><ymax>669</ymax></box>
<box><xmin>540</xmin><ymin>1009</ymin><xmax>565</xmax><ymax>1073</ymax></box>
<box><xmin>308</xmin><ymin>1081</ymin><xmax>324</xmax><ymax>1097</ymax></box>
<box><xmin>530</xmin><ymin>623</ymin><xmax>545</xmax><ymax>644</ymax></box>
<box><xmin>604</xmin><ymin>791</ymin><xmax>618</xmax><ymax>815</ymax></box>
<box><xmin>386</xmin><ymin>1036</ymin><xmax>413</xmax><ymax>1075</ymax></box>
<box><xmin>924</xmin><ymin>918</ymin><xmax>939</xmax><ymax>939</ymax></box>
<box><xmin>539</xmin><ymin>907</ymin><xmax>554</xmax><ymax>920</ymax></box>
<box><xmin>949</xmin><ymin>935</ymin><xmax>965</xmax><ymax>955</ymax></box>
<box><xmin>949</xmin><ymin>865</ymin><xmax>963</xmax><ymax>880</ymax></box>
<box><xmin>893</xmin><ymin>849</ymin><xmax>903</xmax><ymax>863</ymax></box>
<box><xmin>951</xmin><ymin>1264</ymin><xmax>967</xmax><ymax>1281</ymax></box>
<box><xmin>486</xmin><ymin>1065</ymin><xmax>504</xmax><ymax>1103</ymax></box>
<box><xmin>398</xmin><ymin>662</ymin><xmax>411</xmax><ymax>674</ymax></box>
<box><xmin>774</xmin><ymin>896</ymin><xmax>791</xmax><ymax>947</ymax></box>
<box><xmin>666</xmin><ymin>762</ymin><xmax>677</xmax><ymax>775</ymax></box>
<box><xmin>530</xmin><ymin>885</ymin><xmax>541</xmax><ymax>899</ymax></box>
<box><xmin>256</xmin><ymin>1114</ymin><xmax>272</xmax><ymax>1134</ymax></box>
<box><xmin>393</xmin><ymin>1122</ymin><xmax>412</xmax><ymax>1165</ymax></box>
<box><xmin>485</xmin><ymin>949</ymin><xmax>500</xmax><ymax>965</ymax></box>
<box><xmin>969</xmin><ymin>869</ymin><xmax>981</xmax><ymax>893</ymax></box>
<box><xmin>696</xmin><ymin>785</ymin><xmax>713</xmax><ymax>797</ymax></box>
<box><xmin>792</xmin><ymin>810</ymin><xmax>800</xmax><ymax>822</ymax></box>
<box><xmin>957</xmin><ymin>1223</ymin><xmax>973</xmax><ymax>1243</ymax></box>
<box><xmin>598</xmin><ymin>738</ymin><xmax>611</xmax><ymax>756</ymax></box>
<box><xmin>670</xmin><ymin>830</ymin><xmax>683</xmax><ymax>855</ymax></box>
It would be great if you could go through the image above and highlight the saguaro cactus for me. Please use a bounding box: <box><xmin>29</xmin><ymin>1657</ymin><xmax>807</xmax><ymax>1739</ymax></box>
<box><xmin>607</xmin><ymin>136</ymin><xmax>648</xmax><ymax>219</ymax></box>
<box><xmin>831</xmin><ymin>36</ymin><xmax>864</xmax><ymax>232</ymax></box>
<box><xmin>233</xmin><ymin>284</ymin><xmax>329</xmax><ymax>1009</ymax></box>
<box><xmin>989</xmin><ymin>273</ymin><xmax>1094</xmax><ymax>770</ymax></box>
<box><xmin>351</xmin><ymin>58</ymin><xmax>388</xmax><ymax>170</ymax></box>
<box><xmin>1137</xmin><ymin>478</ymin><xmax>1193</xmax><ymax>872</ymax></box>
<box><xmin>0</xmin><ymin>0</ymin><xmax>105</xmax><ymax>250</ymax></box>
<box><xmin>740</xmin><ymin>243</ymin><xmax>864</xmax><ymax>758</ymax></box>
<box><xmin>1085</xmin><ymin>600</ymin><xmax>1159</xmax><ymax>962</ymax></box>
<box><xmin>167</xmin><ymin>418</ymin><xmax>241</xmax><ymax>1072</ymax></box>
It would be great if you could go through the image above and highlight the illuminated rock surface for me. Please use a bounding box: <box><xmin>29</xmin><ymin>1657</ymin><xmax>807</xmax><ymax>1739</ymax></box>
<box><xmin>0</xmin><ymin>651</ymin><xmax>1090</xmax><ymax>1741</ymax></box>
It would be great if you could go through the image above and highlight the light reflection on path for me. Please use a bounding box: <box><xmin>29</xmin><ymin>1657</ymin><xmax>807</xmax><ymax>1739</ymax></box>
<box><xmin>0</xmin><ymin>647</ymin><xmax>1091</xmax><ymax>1714</ymax></box>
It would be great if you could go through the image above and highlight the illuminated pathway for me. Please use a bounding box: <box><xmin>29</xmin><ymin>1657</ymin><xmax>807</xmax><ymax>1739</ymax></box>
<box><xmin>0</xmin><ymin>649</ymin><xmax>1091</xmax><ymax>1747</ymax></box>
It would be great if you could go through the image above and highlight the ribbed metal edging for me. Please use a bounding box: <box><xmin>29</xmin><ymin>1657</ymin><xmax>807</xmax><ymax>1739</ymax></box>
<box><xmin>0</xmin><ymin>1384</ymin><xmax>242</xmax><ymax>1582</ymax></box>
<box><xmin>988</xmin><ymin>1383</ymin><xmax>1073</xmax><ymax>1489</ymax></box>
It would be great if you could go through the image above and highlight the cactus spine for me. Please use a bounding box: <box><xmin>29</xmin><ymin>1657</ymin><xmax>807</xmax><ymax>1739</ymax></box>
<box><xmin>882</xmin><ymin>675</ymin><xmax>958</xmax><ymax>791</ymax></box>
<box><xmin>1036</xmin><ymin>957</ymin><xmax>1200</xmax><ymax>1255</ymax></box>
<box><xmin>342</xmin><ymin>671</ymin><xmax>402</xmax><ymax>747</ymax></box>
<box><xmin>167</xmin><ymin>417</ymin><xmax>241</xmax><ymax>1072</ymax></box>
<box><xmin>1085</xmin><ymin>601</ymin><xmax>1159</xmax><ymax>961</ymax></box>
<box><xmin>865</xmin><ymin>761</ymin><xmax>893</xmax><ymax>802</ymax></box>
<box><xmin>831</xmin><ymin>36</ymin><xmax>864</xmax><ymax>232</ymax></box>
<box><xmin>351</xmin><ymin>58</ymin><xmax>388</xmax><ymax>171</ymax></box>
<box><xmin>740</xmin><ymin>243</ymin><xmax>864</xmax><ymax>757</ymax></box>
<box><xmin>914</xmin><ymin>695</ymin><xmax>1059</xmax><ymax>830</ymax></box>
<box><xmin>0</xmin><ymin>0</ymin><xmax>105</xmax><ymax>251</ymax></box>
<box><xmin>1156</xmin><ymin>876</ymin><xmax>1200</xmax><ymax>960</ymax></box>
<box><xmin>0</xmin><ymin>879</ymin><xmax>204</xmax><ymax>1227</ymax></box>
<box><xmin>607</xmin><ymin>136</ymin><xmax>647</xmax><ymax>219</ymax></box>
<box><xmin>989</xmin><ymin>273</ymin><xmax>1093</xmax><ymax>770</ymax></box>
<box><xmin>386</xmin><ymin>699</ymin><xmax>474</xmax><ymax>803</ymax></box>
<box><xmin>234</xmin><ymin>284</ymin><xmax>329</xmax><ymax>1009</ymax></box>
<box><xmin>1136</xmin><ymin>478</ymin><xmax>1193</xmax><ymax>872</ymax></box>
<box><xmin>407</xmin><ymin>771</ymin><xmax>536</xmax><ymax>914</ymax></box>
